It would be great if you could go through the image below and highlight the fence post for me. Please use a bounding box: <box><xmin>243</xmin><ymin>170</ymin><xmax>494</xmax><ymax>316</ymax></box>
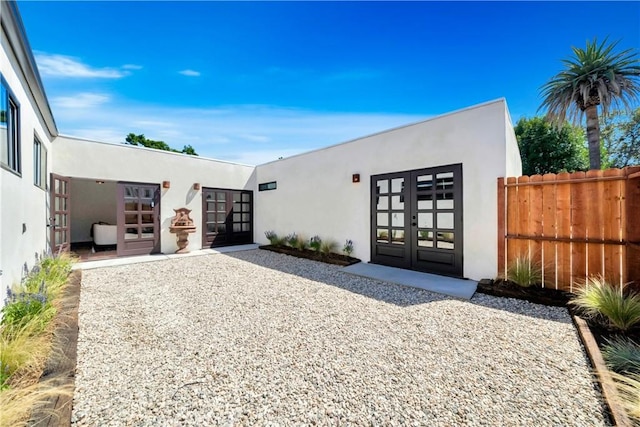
<box><xmin>626</xmin><ymin>167</ymin><xmax>640</xmax><ymax>287</ymax></box>
<box><xmin>497</xmin><ymin>177</ymin><xmax>505</xmax><ymax>279</ymax></box>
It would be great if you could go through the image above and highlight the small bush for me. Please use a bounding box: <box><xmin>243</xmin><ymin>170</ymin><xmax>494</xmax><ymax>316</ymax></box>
<box><xmin>320</xmin><ymin>240</ymin><xmax>338</xmax><ymax>255</ymax></box>
<box><xmin>343</xmin><ymin>239</ymin><xmax>354</xmax><ymax>256</ymax></box>
<box><xmin>284</xmin><ymin>233</ymin><xmax>298</xmax><ymax>248</ymax></box>
<box><xmin>309</xmin><ymin>236</ymin><xmax>322</xmax><ymax>252</ymax></box>
<box><xmin>603</xmin><ymin>337</ymin><xmax>640</xmax><ymax>375</ymax></box>
<box><xmin>1</xmin><ymin>298</ymin><xmax>54</xmax><ymax>333</ymax></box>
<box><xmin>570</xmin><ymin>276</ymin><xmax>640</xmax><ymax>332</ymax></box>
<box><xmin>507</xmin><ymin>255</ymin><xmax>541</xmax><ymax>287</ymax></box>
<box><xmin>264</xmin><ymin>230</ymin><xmax>279</xmax><ymax>245</ymax></box>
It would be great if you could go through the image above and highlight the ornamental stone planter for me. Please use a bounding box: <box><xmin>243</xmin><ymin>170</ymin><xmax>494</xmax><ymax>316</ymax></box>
<box><xmin>169</xmin><ymin>208</ymin><xmax>196</xmax><ymax>254</ymax></box>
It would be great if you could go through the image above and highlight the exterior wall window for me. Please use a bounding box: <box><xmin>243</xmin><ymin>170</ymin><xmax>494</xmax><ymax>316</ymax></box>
<box><xmin>34</xmin><ymin>136</ymin><xmax>47</xmax><ymax>189</ymax></box>
<box><xmin>1</xmin><ymin>78</ymin><xmax>20</xmax><ymax>174</ymax></box>
<box><xmin>258</xmin><ymin>181</ymin><xmax>277</xmax><ymax>191</ymax></box>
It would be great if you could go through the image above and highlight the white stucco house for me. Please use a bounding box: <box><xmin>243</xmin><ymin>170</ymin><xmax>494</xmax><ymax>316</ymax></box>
<box><xmin>1</xmin><ymin>1</ymin><xmax>522</xmax><ymax>302</ymax></box>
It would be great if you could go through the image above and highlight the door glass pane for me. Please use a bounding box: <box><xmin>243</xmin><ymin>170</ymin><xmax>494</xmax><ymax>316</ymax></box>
<box><xmin>390</xmin><ymin>229</ymin><xmax>405</xmax><ymax>244</ymax></box>
<box><xmin>437</xmin><ymin>212</ymin><xmax>454</xmax><ymax>229</ymax></box>
<box><xmin>242</xmin><ymin>213</ymin><xmax>250</xmax><ymax>222</ymax></box>
<box><xmin>55</xmin><ymin>231</ymin><xmax>62</xmax><ymax>245</ymax></box>
<box><xmin>206</xmin><ymin>193</ymin><xmax>213</xmax><ymax>200</ymax></box>
<box><xmin>55</xmin><ymin>214</ymin><xmax>61</xmax><ymax>226</ymax></box>
<box><xmin>207</xmin><ymin>202</ymin><xmax>215</xmax><ymax>211</ymax></box>
<box><xmin>376</xmin><ymin>212</ymin><xmax>388</xmax><ymax>226</ymax></box>
<box><xmin>391</xmin><ymin>196</ymin><xmax>404</xmax><ymax>210</ymax></box>
<box><xmin>417</xmin><ymin>175</ymin><xmax>433</xmax><ymax>191</ymax></box>
<box><xmin>418</xmin><ymin>213</ymin><xmax>433</xmax><ymax>228</ymax></box>
<box><xmin>377</xmin><ymin>180</ymin><xmax>388</xmax><ymax>194</ymax></box>
<box><xmin>207</xmin><ymin>213</ymin><xmax>216</xmax><ymax>222</ymax></box>
<box><xmin>125</xmin><ymin>228</ymin><xmax>138</xmax><ymax>239</ymax></box>
<box><xmin>62</xmin><ymin>180</ymin><xmax>67</xmax><ymax>193</ymax></box>
<box><xmin>417</xmin><ymin>231</ymin><xmax>434</xmax><ymax>247</ymax></box>
<box><xmin>125</xmin><ymin>187</ymin><xmax>138</xmax><ymax>197</ymax></box>
<box><xmin>217</xmin><ymin>213</ymin><xmax>226</xmax><ymax>222</ymax></box>
<box><xmin>217</xmin><ymin>202</ymin><xmax>226</xmax><ymax>212</ymax></box>
<box><xmin>141</xmin><ymin>201</ymin><xmax>153</xmax><ymax>211</ymax></box>
<box><xmin>391</xmin><ymin>212</ymin><xmax>404</xmax><ymax>227</ymax></box>
<box><xmin>242</xmin><ymin>223</ymin><xmax>250</xmax><ymax>232</ymax></box>
<box><xmin>391</xmin><ymin>178</ymin><xmax>404</xmax><ymax>193</ymax></box>
<box><xmin>125</xmin><ymin>214</ymin><xmax>138</xmax><ymax>224</ymax></box>
<box><xmin>61</xmin><ymin>215</ymin><xmax>67</xmax><ymax>227</ymax></box>
<box><xmin>54</xmin><ymin>179</ymin><xmax>60</xmax><ymax>193</ymax></box>
<box><xmin>61</xmin><ymin>197</ymin><xmax>67</xmax><ymax>211</ymax></box>
<box><xmin>233</xmin><ymin>202</ymin><xmax>241</xmax><ymax>211</ymax></box>
<box><xmin>141</xmin><ymin>214</ymin><xmax>153</xmax><ymax>224</ymax></box>
<box><xmin>436</xmin><ymin>172</ymin><xmax>454</xmax><ymax>190</ymax></box>
<box><xmin>125</xmin><ymin>201</ymin><xmax>137</xmax><ymax>210</ymax></box>
<box><xmin>216</xmin><ymin>192</ymin><xmax>226</xmax><ymax>201</ymax></box>
<box><xmin>417</xmin><ymin>194</ymin><xmax>433</xmax><ymax>210</ymax></box>
<box><xmin>376</xmin><ymin>229</ymin><xmax>389</xmax><ymax>243</ymax></box>
<box><xmin>437</xmin><ymin>232</ymin><xmax>455</xmax><ymax>249</ymax></box>
<box><xmin>141</xmin><ymin>226</ymin><xmax>154</xmax><ymax>236</ymax></box>
<box><xmin>218</xmin><ymin>224</ymin><xmax>226</xmax><ymax>233</ymax></box>
<box><xmin>142</xmin><ymin>188</ymin><xmax>152</xmax><ymax>198</ymax></box>
<box><xmin>207</xmin><ymin>223</ymin><xmax>216</xmax><ymax>233</ymax></box>
<box><xmin>437</xmin><ymin>192</ymin><xmax>454</xmax><ymax>209</ymax></box>
<box><xmin>55</xmin><ymin>196</ymin><xmax>60</xmax><ymax>211</ymax></box>
<box><xmin>233</xmin><ymin>213</ymin><xmax>241</xmax><ymax>222</ymax></box>
<box><xmin>376</xmin><ymin>196</ymin><xmax>388</xmax><ymax>210</ymax></box>
<box><xmin>241</xmin><ymin>204</ymin><xmax>248</xmax><ymax>212</ymax></box>
<box><xmin>242</xmin><ymin>193</ymin><xmax>250</xmax><ymax>202</ymax></box>
<box><xmin>233</xmin><ymin>193</ymin><xmax>241</xmax><ymax>202</ymax></box>
<box><xmin>233</xmin><ymin>223</ymin><xmax>241</xmax><ymax>232</ymax></box>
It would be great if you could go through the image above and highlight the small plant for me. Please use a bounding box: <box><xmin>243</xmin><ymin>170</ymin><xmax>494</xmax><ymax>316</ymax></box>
<box><xmin>292</xmin><ymin>234</ymin><xmax>308</xmax><ymax>251</ymax></box>
<box><xmin>343</xmin><ymin>239</ymin><xmax>354</xmax><ymax>256</ymax></box>
<box><xmin>264</xmin><ymin>230</ymin><xmax>278</xmax><ymax>245</ymax></box>
<box><xmin>309</xmin><ymin>236</ymin><xmax>322</xmax><ymax>252</ymax></box>
<box><xmin>605</xmin><ymin>371</ymin><xmax>640</xmax><ymax>423</ymax></box>
<box><xmin>603</xmin><ymin>337</ymin><xmax>640</xmax><ymax>375</ymax></box>
<box><xmin>570</xmin><ymin>276</ymin><xmax>640</xmax><ymax>332</ymax></box>
<box><xmin>320</xmin><ymin>240</ymin><xmax>338</xmax><ymax>255</ymax></box>
<box><xmin>506</xmin><ymin>255</ymin><xmax>541</xmax><ymax>287</ymax></box>
<box><xmin>284</xmin><ymin>233</ymin><xmax>298</xmax><ymax>248</ymax></box>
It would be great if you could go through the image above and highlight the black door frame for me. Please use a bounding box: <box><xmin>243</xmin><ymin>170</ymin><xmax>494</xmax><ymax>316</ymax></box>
<box><xmin>370</xmin><ymin>164</ymin><xmax>464</xmax><ymax>277</ymax></box>
<box><xmin>202</xmin><ymin>187</ymin><xmax>254</xmax><ymax>248</ymax></box>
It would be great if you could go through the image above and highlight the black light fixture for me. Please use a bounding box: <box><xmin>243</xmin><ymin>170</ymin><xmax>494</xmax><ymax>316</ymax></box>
<box><xmin>95</xmin><ymin>180</ymin><xmax>105</xmax><ymax>184</ymax></box>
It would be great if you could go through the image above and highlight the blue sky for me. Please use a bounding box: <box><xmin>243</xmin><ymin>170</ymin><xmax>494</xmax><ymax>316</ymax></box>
<box><xmin>17</xmin><ymin>1</ymin><xmax>640</xmax><ymax>165</ymax></box>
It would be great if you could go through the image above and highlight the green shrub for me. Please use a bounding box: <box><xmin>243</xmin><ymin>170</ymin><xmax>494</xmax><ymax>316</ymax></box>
<box><xmin>320</xmin><ymin>240</ymin><xmax>338</xmax><ymax>255</ymax></box>
<box><xmin>284</xmin><ymin>233</ymin><xmax>298</xmax><ymax>247</ymax></box>
<box><xmin>309</xmin><ymin>236</ymin><xmax>322</xmax><ymax>252</ymax></box>
<box><xmin>0</xmin><ymin>298</ymin><xmax>54</xmax><ymax>333</ymax></box>
<box><xmin>264</xmin><ymin>230</ymin><xmax>279</xmax><ymax>245</ymax></box>
<box><xmin>603</xmin><ymin>337</ymin><xmax>640</xmax><ymax>374</ymax></box>
<box><xmin>570</xmin><ymin>276</ymin><xmax>640</xmax><ymax>332</ymax></box>
<box><xmin>343</xmin><ymin>239</ymin><xmax>354</xmax><ymax>256</ymax></box>
<box><xmin>507</xmin><ymin>255</ymin><xmax>541</xmax><ymax>287</ymax></box>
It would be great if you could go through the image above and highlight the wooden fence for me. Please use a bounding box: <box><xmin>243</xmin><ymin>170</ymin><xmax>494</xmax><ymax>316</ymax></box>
<box><xmin>497</xmin><ymin>166</ymin><xmax>640</xmax><ymax>292</ymax></box>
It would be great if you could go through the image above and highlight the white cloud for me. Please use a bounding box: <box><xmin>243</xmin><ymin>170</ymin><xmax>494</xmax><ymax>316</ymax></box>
<box><xmin>179</xmin><ymin>69</ymin><xmax>201</xmax><ymax>77</ymax></box>
<box><xmin>51</xmin><ymin>97</ymin><xmax>427</xmax><ymax>165</ymax></box>
<box><xmin>122</xmin><ymin>64</ymin><xmax>143</xmax><ymax>70</ymax></box>
<box><xmin>35</xmin><ymin>53</ymin><xmax>130</xmax><ymax>79</ymax></box>
<box><xmin>51</xmin><ymin>92</ymin><xmax>111</xmax><ymax>109</ymax></box>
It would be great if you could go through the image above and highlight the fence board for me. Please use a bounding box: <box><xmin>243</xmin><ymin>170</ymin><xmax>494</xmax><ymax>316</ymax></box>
<box><xmin>556</xmin><ymin>173</ymin><xmax>572</xmax><ymax>290</ymax></box>
<box><xmin>499</xmin><ymin>167</ymin><xmax>636</xmax><ymax>292</ymax></box>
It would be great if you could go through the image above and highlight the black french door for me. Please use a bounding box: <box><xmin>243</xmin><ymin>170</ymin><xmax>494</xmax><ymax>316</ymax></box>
<box><xmin>202</xmin><ymin>188</ymin><xmax>253</xmax><ymax>248</ymax></box>
<box><xmin>371</xmin><ymin>164</ymin><xmax>463</xmax><ymax>277</ymax></box>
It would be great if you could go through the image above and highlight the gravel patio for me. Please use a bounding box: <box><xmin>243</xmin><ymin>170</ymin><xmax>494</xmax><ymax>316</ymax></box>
<box><xmin>71</xmin><ymin>249</ymin><xmax>608</xmax><ymax>426</ymax></box>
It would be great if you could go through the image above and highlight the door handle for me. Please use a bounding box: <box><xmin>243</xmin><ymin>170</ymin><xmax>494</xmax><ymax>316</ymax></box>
<box><xmin>411</xmin><ymin>222</ymin><xmax>417</xmax><ymax>227</ymax></box>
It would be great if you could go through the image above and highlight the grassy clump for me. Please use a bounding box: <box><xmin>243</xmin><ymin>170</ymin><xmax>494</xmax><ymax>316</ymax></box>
<box><xmin>0</xmin><ymin>253</ymin><xmax>75</xmax><ymax>424</ymax></box>
<box><xmin>320</xmin><ymin>240</ymin><xmax>338</xmax><ymax>255</ymax></box>
<box><xmin>603</xmin><ymin>337</ymin><xmax>640</xmax><ymax>375</ymax></box>
<box><xmin>606</xmin><ymin>371</ymin><xmax>640</xmax><ymax>424</ymax></box>
<box><xmin>570</xmin><ymin>276</ymin><xmax>640</xmax><ymax>332</ymax></box>
<box><xmin>506</xmin><ymin>255</ymin><xmax>542</xmax><ymax>287</ymax></box>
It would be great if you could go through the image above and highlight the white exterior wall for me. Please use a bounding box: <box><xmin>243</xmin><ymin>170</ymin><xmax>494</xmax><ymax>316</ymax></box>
<box><xmin>255</xmin><ymin>99</ymin><xmax>522</xmax><ymax>281</ymax></box>
<box><xmin>1</xmin><ymin>21</ymin><xmax>55</xmax><ymax>297</ymax></box>
<box><xmin>52</xmin><ymin>136</ymin><xmax>256</xmax><ymax>253</ymax></box>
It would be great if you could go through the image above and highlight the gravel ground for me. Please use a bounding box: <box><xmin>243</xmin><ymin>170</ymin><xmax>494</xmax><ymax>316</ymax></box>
<box><xmin>71</xmin><ymin>249</ymin><xmax>609</xmax><ymax>426</ymax></box>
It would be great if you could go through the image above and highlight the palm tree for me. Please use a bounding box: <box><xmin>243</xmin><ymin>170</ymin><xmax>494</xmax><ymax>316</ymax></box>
<box><xmin>540</xmin><ymin>38</ymin><xmax>640</xmax><ymax>170</ymax></box>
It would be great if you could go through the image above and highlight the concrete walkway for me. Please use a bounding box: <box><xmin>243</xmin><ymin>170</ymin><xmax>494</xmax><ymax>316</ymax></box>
<box><xmin>343</xmin><ymin>262</ymin><xmax>477</xmax><ymax>299</ymax></box>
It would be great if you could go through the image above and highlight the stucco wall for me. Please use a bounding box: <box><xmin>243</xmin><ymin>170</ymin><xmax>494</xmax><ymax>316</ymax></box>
<box><xmin>1</xmin><ymin>27</ymin><xmax>54</xmax><ymax>296</ymax></box>
<box><xmin>52</xmin><ymin>136</ymin><xmax>256</xmax><ymax>253</ymax></box>
<box><xmin>254</xmin><ymin>99</ymin><xmax>522</xmax><ymax>281</ymax></box>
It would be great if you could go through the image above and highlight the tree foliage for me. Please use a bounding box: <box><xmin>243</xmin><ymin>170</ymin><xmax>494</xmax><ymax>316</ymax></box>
<box><xmin>600</xmin><ymin>108</ymin><xmax>640</xmax><ymax>167</ymax></box>
<box><xmin>515</xmin><ymin>117</ymin><xmax>588</xmax><ymax>175</ymax></box>
<box><xmin>124</xmin><ymin>133</ymin><xmax>198</xmax><ymax>156</ymax></box>
<box><xmin>539</xmin><ymin>38</ymin><xmax>640</xmax><ymax>170</ymax></box>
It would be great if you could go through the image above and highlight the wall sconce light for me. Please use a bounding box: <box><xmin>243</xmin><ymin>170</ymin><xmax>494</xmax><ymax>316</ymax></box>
<box><xmin>193</xmin><ymin>183</ymin><xmax>201</xmax><ymax>191</ymax></box>
<box><xmin>162</xmin><ymin>181</ymin><xmax>171</xmax><ymax>189</ymax></box>
<box><xmin>95</xmin><ymin>180</ymin><xmax>105</xmax><ymax>184</ymax></box>
<box><xmin>352</xmin><ymin>173</ymin><xmax>360</xmax><ymax>183</ymax></box>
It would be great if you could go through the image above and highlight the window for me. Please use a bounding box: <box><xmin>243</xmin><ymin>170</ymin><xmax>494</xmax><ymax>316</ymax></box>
<box><xmin>1</xmin><ymin>78</ymin><xmax>20</xmax><ymax>174</ymax></box>
<box><xmin>258</xmin><ymin>181</ymin><xmax>277</xmax><ymax>191</ymax></box>
<box><xmin>34</xmin><ymin>136</ymin><xmax>47</xmax><ymax>189</ymax></box>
